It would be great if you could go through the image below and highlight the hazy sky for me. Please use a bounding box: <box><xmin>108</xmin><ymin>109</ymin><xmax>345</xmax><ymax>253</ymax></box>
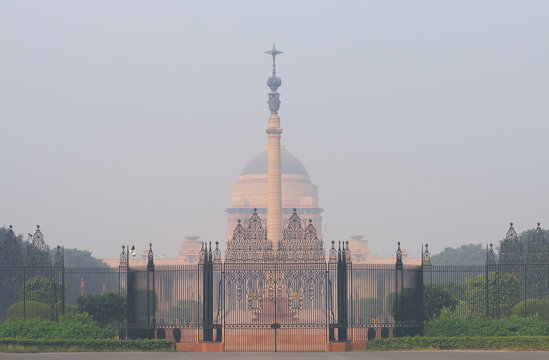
<box><xmin>1</xmin><ymin>1</ymin><xmax>548</xmax><ymax>259</ymax></box>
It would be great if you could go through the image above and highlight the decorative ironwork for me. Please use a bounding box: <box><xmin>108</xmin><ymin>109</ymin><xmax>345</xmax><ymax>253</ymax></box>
<box><xmin>54</xmin><ymin>246</ymin><xmax>64</xmax><ymax>268</ymax></box>
<box><xmin>222</xmin><ymin>209</ymin><xmax>330</xmax><ymax>345</ymax></box>
<box><xmin>499</xmin><ymin>222</ymin><xmax>524</xmax><ymax>264</ymax></box>
<box><xmin>486</xmin><ymin>243</ymin><xmax>496</xmax><ymax>265</ymax></box>
<box><xmin>1</xmin><ymin>225</ymin><xmax>23</xmax><ymax>266</ymax></box>
<box><xmin>506</xmin><ymin>222</ymin><xmax>518</xmax><ymax>240</ymax></box>
<box><xmin>278</xmin><ymin>210</ymin><xmax>325</xmax><ymax>262</ymax></box>
<box><xmin>213</xmin><ymin>241</ymin><xmax>221</xmax><ymax>262</ymax></box>
<box><xmin>422</xmin><ymin>244</ymin><xmax>431</xmax><ymax>266</ymax></box>
<box><xmin>226</xmin><ymin>209</ymin><xmax>325</xmax><ymax>262</ymax></box>
<box><xmin>119</xmin><ymin>245</ymin><xmax>128</xmax><ymax>271</ymax></box>
<box><xmin>147</xmin><ymin>243</ymin><xmax>155</xmax><ymax>271</ymax></box>
<box><xmin>225</xmin><ymin>209</ymin><xmax>274</xmax><ymax>262</ymax></box>
<box><xmin>199</xmin><ymin>242</ymin><xmax>205</xmax><ymax>264</ymax></box>
<box><xmin>329</xmin><ymin>241</ymin><xmax>337</xmax><ymax>263</ymax></box>
<box><xmin>28</xmin><ymin>225</ymin><xmax>50</xmax><ymax>266</ymax></box>
<box><xmin>526</xmin><ymin>222</ymin><xmax>547</xmax><ymax>264</ymax></box>
<box><xmin>395</xmin><ymin>242</ymin><xmax>403</xmax><ymax>269</ymax></box>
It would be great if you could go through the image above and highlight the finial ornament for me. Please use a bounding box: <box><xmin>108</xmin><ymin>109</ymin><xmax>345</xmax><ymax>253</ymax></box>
<box><xmin>265</xmin><ymin>44</ymin><xmax>283</xmax><ymax>113</ymax></box>
<box><xmin>265</xmin><ymin>43</ymin><xmax>283</xmax><ymax>76</ymax></box>
<box><xmin>422</xmin><ymin>243</ymin><xmax>431</xmax><ymax>266</ymax></box>
<box><xmin>396</xmin><ymin>242</ymin><xmax>403</xmax><ymax>266</ymax></box>
<box><xmin>506</xmin><ymin>222</ymin><xmax>518</xmax><ymax>241</ymax></box>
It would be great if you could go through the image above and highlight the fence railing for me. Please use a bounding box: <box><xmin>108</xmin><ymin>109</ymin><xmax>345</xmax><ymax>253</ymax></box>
<box><xmin>1</xmin><ymin>261</ymin><xmax>548</xmax><ymax>337</ymax></box>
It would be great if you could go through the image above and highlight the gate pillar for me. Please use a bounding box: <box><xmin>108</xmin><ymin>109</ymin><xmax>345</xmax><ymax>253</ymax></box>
<box><xmin>337</xmin><ymin>241</ymin><xmax>350</xmax><ymax>341</ymax></box>
<box><xmin>201</xmin><ymin>242</ymin><xmax>214</xmax><ymax>341</ymax></box>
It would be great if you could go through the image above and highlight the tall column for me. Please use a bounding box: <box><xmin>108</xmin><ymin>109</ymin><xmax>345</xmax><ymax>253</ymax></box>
<box><xmin>265</xmin><ymin>44</ymin><xmax>283</xmax><ymax>246</ymax></box>
<box><xmin>266</xmin><ymin>114</ymin><xmax>282</xmax><ymax>247</ymax></box>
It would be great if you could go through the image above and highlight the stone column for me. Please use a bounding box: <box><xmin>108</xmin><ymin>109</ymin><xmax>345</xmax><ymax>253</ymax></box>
<box><xmin>266</xmin><ymin>113</ymin><xmax>283</xmax><ymax>246</ymax></box>
<box><xmin>264</xmin><ymin>43</ymin><xmax>284</xmax><ymax>246</ymax></box>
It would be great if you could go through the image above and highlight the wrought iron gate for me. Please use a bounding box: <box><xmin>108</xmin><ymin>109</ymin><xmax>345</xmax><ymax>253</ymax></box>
<box><xmin>220</xmin><ymin>261</ymin><xmax>330</xmax><ymax>351</ymax></box>
<box><xmin>197</xmin><ymin>210</ymin><xmax>352</xmax><ymax>351</ymax></box>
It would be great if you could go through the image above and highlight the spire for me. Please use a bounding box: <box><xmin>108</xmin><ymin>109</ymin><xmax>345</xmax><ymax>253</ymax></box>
<box><xmin>265</xmin><ymin>43</ymin><xmax>282</xmax><ymax>113</ymax></box>
<box><xmin>265</xmin><ymin>43</ymin><xmax>283</xmax><ymax>76</ymax></box>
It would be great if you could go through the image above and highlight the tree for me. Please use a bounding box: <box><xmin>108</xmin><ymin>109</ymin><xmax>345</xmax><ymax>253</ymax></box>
<box><xmin>430</xmin><ymin>244</ymin><xmax>485</xmax><ymax>265</ymax></box>
<box><xmin>423</xmin><ymin>284</ymin><xmax>458</xmax><ymax>321</ymax></box>
<box><xmin>77</xmin><ymin>292</ymin><xmax>126</xmax><ymax>327</ymax></box>
<box><xmin>499</xmin><ymin>227</ymin><xmax>549</xmax><ymax>264</ymax></box>
<box><xmin>499</xmin><ymin>226</ymin><xmax>549</xmax><ymax>299</ymax></box>
<box><xmin>458</xmin><ymin>272</ymin><xmax>520</xmax><ymax>318</ymax></box>
<box><xmin>60</xmin><ymin>248</ymin><xmax>107</xmax><ymax>268</ymax></box>
<box><xmin>20</xmin><ymin>276</ymin><xmax>63</xmax><ymax>305</ymax></box>
<box><xmin>388</xmin><ymin>285</ymin><xmax>457</xmax><ymax>325</ymax></box>
<box><xmin>388</xmin><ymin>287</ymin><xmax>422</xmax><ymax>325</ymax></box>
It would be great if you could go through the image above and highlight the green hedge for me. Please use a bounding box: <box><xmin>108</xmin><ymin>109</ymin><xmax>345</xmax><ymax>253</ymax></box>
<box><xmin>0</xmin><ymin>338</ymin><xmax>175</xmax><ymax>352</ymax></box>
<box><xmin>0</xmin><ymin>313</ymin><xmax>114</xmax><ymax>339</ymax></box>
<box><xmin>368</xmin><ymin>336</ymin><xmax>549</xmax><ymax>351</ymax></box>
<box><xmin>7</xmin><ymin>301</ymin><xmax>51</xmax><ymax>321</ymax></box>
<box><xmin>512</xmin><ymin>299</ymin><xmax>549</xmax><ymax>321</ymax></box>
<box><xmin>425</xmin><ymin>310</ymin><xmax>549</xmax><ymax>336</ymax></box>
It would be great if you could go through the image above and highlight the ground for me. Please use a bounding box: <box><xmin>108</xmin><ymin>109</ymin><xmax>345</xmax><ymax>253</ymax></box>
<box><xmin>0</xmin><ymin>352</ymin><xmax>548</xmax><ymax>360</ymax></box>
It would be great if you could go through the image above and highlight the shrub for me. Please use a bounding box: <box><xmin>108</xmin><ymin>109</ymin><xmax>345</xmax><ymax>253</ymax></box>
<box><xmin>7</xmin><ymin>301</ymin><xmax>51</xmax><ymax>321</ymax></box>
<box><xmin>0</xmin><ymin>313</ymin><xmax>114</xmax><ymax>339</ymax></box>
<box><xmin>387</xmin><ymin>285</ymin><xmax>457</xmax><ymax>324</ymax></box>
<box><xmin>77</xmin><ymin>292</ymin><xmax>126</xmax><ymax>327</ymax></box>
<box><xmin>368</xmin><ymin>336</ymin><xmax>549</xmax><ymax>351</ymax></box>
<box><xmin>387</xmin><ymin>287</ymin><xmax>422</xmax><ymax>325</ymax></box>
<box><xmin>423</xmin><ymin>284</ymin><xmax>458</xmax><ymax>321</ymax></box>
<box><xmin>0</xmin><ymin>338</ymin><xmax>174</xmax><ymax>352</ymax></box>
<box><xmin>511</xmin><ymin>299</ymin><xmax>549</xmax><ymax>321</ymax></box>
<box><xmin>425</xmin><ymin>309</ymin><xmax>549</xmax><ymax>337</ymax></box>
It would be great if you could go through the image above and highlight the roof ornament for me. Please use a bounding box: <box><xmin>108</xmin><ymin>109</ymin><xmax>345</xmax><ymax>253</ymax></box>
<box><xmin>265</xmin><ymin>43</ymin><xmax>283</xmax><ymax>113</ymax></box>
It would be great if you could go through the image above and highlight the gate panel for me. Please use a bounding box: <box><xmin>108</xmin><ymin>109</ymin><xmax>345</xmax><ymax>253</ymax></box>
<box><xmin>222</xmin><ymin>261</ymin><xmax>329</xmax><ymax>352</ymax></box>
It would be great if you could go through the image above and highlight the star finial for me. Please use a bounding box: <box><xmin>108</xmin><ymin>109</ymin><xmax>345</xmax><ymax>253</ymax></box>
<box><xmin>265</xmin><ymin>43</ymin><xmax>283</xmax><ymax>75</ymax></box>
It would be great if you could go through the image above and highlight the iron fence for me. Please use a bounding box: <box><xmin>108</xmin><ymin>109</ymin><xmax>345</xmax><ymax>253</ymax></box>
<box><xmin>1</xmin><ymin>256</ymin><xmax>549</xmax><ymax>345</ymax></box>
<box><xmin>2</xmin><ymin>221</ymin><xmax>549</xmax><ymax>351</ymax></box>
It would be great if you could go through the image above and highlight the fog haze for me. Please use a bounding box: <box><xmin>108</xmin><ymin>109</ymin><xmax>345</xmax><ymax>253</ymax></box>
<box><xmin>1</xmin><ymin>1</ymin><xmax>548</xmax><ymax>259</ymax></box>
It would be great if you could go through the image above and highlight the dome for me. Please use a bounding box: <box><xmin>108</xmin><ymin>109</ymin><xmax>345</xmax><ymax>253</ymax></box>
<box><xmin>241</xmin><ymin>147</ymin><xmax>309</xmax><ymax>176</ymax></box>
<box><xmin>300</xmin><ymin>196</ymin><xmax>315</xmax><ymax>207</ymax></box>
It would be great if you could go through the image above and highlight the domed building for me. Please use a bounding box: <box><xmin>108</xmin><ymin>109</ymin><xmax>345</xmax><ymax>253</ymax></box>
<box><xmin>226</xmin><ymin>146</ymin><xmax>323</xmax><ymax>241</ymax></box>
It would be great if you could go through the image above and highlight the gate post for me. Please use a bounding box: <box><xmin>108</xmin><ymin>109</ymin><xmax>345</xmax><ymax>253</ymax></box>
<box><xmin>119</xmin><ymin>245</ymin><xmax>129</xmax><ymax>339</ymax></box>
<box><xmin>213</xmin><ymin>242</ymin><xmax>222</xmax><ymax>342</ymax></box>
<box><xmin>394</xmin><ymin>242</ymin><xmax>403</xmax><ymax>333</ymax></box>
<box><xmin>201</xmin><ymin>242</ymin><xmax>214</xmax><ymax>341</ymax></box>
<box><xmin>337</xmin><ymin>242</ymin><xmax>349</xmax><ymax>341</ymax></box>
<box><xmin>420</xmin><ymin>244</ymin><xmax>431</xmax><ymax>332</ymax></box>
<box><xmin>54</xmin><ymin>246</ymin><xmax>65</xmax><ymax>319</ymax></box>
<box><xmin>146</xmin><ymin>243</ymin><xmax>156</xmax><ymax>333</ymax></box>
<box><xmin>328</xmin><ymin>241</ymin><xmax>337</xmax><ymax>342</ymax></box>
<box><xmin>485</xmin><ymin>243</ymin><xmax>497</xmax><ymax>318</ymax></box>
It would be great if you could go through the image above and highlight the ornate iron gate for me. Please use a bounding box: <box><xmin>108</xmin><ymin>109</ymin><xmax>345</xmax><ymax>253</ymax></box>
<box><xmin>220</xmin><ymin>261</ymin><xmax>330</xmax><ymax>351</ymax></box>
<box><xmin>198</xmin><ymin>210</ymin><xmax>352</xmax><ymax>352</ymax></box>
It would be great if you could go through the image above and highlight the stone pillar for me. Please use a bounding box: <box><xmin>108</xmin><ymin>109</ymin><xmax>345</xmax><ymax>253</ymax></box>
<box><xmin>266</xmin><ymin>113</ymin><xmax>282</xmax><ymax>246</ymax></box>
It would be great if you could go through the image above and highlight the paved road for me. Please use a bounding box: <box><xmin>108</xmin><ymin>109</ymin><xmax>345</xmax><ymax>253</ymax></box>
<box><xmin>1</xmin><ymin>352</ymin><xmax>548</xmax><ymax>360</ymax></box>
